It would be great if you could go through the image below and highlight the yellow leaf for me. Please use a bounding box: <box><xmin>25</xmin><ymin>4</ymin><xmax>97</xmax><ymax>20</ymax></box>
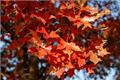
<box><xmin>63</xmin><ymin>49</ymin><xmax>73</xmax><ymax>57</ymax></box>
<box><xmin>98</xmin><ymin>48</ymin><xmax>110</xmax><ymax>57</ymax></box>
<box><xmin>70</xmin><ymin>42</ymin><xmax>81</xmax><ymax>51</ymax></box>
<box><xmin>96</xmin><ymin>43</ymin><xmax>110</xmax><ymax>57</ymax></box>
<box><xmin>82</xmin><ymin>21</ymin><xmax>92</xmax><ymax>30</ymax></box>
<box><xmin>95</xmin><ymin>8</ymin><xmax>110</xmax><ymax>20</ymax></box>
<box><xmin>75</xmin><ymin>0</ymin><xmax>87</xmax><ymax>7</ymax></box>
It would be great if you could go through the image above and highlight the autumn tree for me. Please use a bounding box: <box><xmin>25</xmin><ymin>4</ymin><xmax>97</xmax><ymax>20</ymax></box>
<box><xmin>1</xmin><ymin>0</ymin><xmax>120</xmax><ymax>80</ymax></box>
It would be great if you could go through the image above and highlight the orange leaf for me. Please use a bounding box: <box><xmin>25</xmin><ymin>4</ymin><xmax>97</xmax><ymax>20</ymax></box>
<box><xmin>65</xmin><ymin>62</ymin><xmax>74</xmax><ymax>69</ymax></box>
<box><xmin>57</xmin><ymin>58</ymin><xmax>61</xmax><ymax>62</ymax></box>
<box><xmin>72</xmin><ymin>53</ymin><xmax>78</xmax><ymax>60</ymax></box>
<box><xmin>55</xmin><ymin>68</ymin><xmax>64</xmax><ymax>78</ymax></box>
<box><xmin>57</xmin><ymin>39</ymin><xmax>66</xmax><ymax>49</ymax></box>
<box><xmin>49</xmin><ymin>31</ymin><xmax>59</xmax><ymax>38</ymax></box>
<box><xmin>96</xmin><ymin>43</ymin><xmax>110</xmax><ymax>57</ymax></box>
<box><xmin>98</xmin><ymin>48</ymin><xmax>110</xmax><ymax>57</ymax></box>
<box><xmin>86</xmin><ymin>67</ymin><xmax>94</xmax><ymax>74</ymax></box>
<box><xmin>29</xmin><ymin>29</ymin><xmax>42</xmax><ymax>46</ymax></box>
<box><xmin>78</xmin><ymin>58</ymin><xmax>85</xmax><ymax>67</ymax></box>
<box><xmin>63</xmin><ymin>42</ymin><xmax>81</xmax><ymax>56</ymax></box>
<box><xmin>31</xmin><ymin>14</ymin><xmax>46</xmax><ymax>24</ymax></box>
<box><xmin>29</xmin><ymin>29</ymin><xmax>39</xmax><ymax>41</ymax></box>
<box><xmin>82</xmin><ymin>21</ymin><xmax>92</xmax><ymax>30</ymax></box>
<box><xmin>37</xmin><ymin>27</ymin><xmax>49</xmax><ymax>39</ymax></box>
<box><xmin>63</xmin><ymin>49</ymin><xmax>73</xmax><ymax>57</ymax></box>
<box><xmin>89</xmin><ymin>51</ymin><xmax>101</xmax><ymax>64</ymax></box>
<box><xmin>60</xmin><ymin>4</ymin><xmax>66</xmax><ymax>10</ymax></box>
<box><xmin>38</xmin><ymin>48</ymin><xmax>46</xmax><ymax>59</ymax></box>
<box><xmin>69</xmin><ymin>42</ymin><xmax>81</xmax><ymax>51</ymax></box>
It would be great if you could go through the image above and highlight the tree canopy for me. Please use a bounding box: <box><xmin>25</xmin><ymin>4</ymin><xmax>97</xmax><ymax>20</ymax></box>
<box><xmin>1</xmin><ymin>0</ymin><xmax>120</xmax><ymax>80</ymax></box>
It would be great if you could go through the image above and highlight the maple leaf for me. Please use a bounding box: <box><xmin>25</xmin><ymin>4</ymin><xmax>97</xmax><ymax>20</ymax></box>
<box><xmin>57</xmin><ymin>40</ymin><xmax>81</xmax><ymax>56</ymax></box>
<box><xmin>38</xmin><ymin>48</ymin><xmax>47</xmax><ymax>59</ymax></box>
<box><xmin>7</xmin><ymin>40</ymin><xmax>16</xmax><ymax>49</ymax></box>
<box><xmin>75</xmin><ymin>0</ymin><xmax>87</xmax><ymax>7</ymax></box>
<box><xmin>63</xmin><ymin>49</ymin><xmax>73</xmax><ymax>57</ymax></box>
<box><xmin>29</xmin><ymin>29</ymin><xmax>42</xmax><ymax>46</ymax></box>
<box><xmin>28</xmin><ymin>47</ymin><xmax>38</xmax><ymax>55</ymax></box>
<box><xmin>60</xmin><ymin>3</ymin><xmax>66</xmax><ymax>10</ymax></box>
<box><xmin>17</xmin><ymin>49</ymin><xmax>24</xmax><ymax>57</ymax></box>
<box><xmin>85</xmin><ymin>8</ymin><xmax>111</xmax><ymax>22</ymax></box>
<box><xmin>29</xmin><ymin>29</ymin><xmax>39</xmax><ymax>41</ymax></box>
<box><xmin>3</xmin><ymin>1</ymin><xmax>114</xmax><ymax>78</ymax></box>
<box><xmin>37</xmin><ymin>27</ymin><xmax>49</xmax><ymax>39</ymax></box>
<box><xmin>81</xmin><ymin>20</ymin><xmax>92</xmax><ymax>30</ymax></box>
<box><xmin>86</xmin><ymin>67</ymin><xmax>94</xmax><ymax>74</ymax></box>
<box><xmin>65</xmin><ymin>42</ymin><xmax>81</xmax><ymax>56</ymax></box>
<box><xmin>96</xmin><ymin>43</ymin><xmax>110</xmax><ymax>57</ymax></box>
<box><xmin>55</xmin><ymin>68</ymin><xmax>64</xmax><ymax>78</ymax></box>
<box><xmin>71</xmin><ymin>53</ymin><xmax>78</xmax><ymax>60</ymax></box>
<box><xmin>67</xmin><ymin>68</ymin><xmax>74</xmax><ymax>77</ymax></box>
<box><xmin>80</xmin><ymin>6</ymin><xmax>98</xmax><ymax>15</ymax></box>
<box><xmin>66</xmin><ymin>2</ymin><xmax>75</xmax><ymax>9</ymax></box>
<box><xmin>89</xmin><ymin>51</ymin><xmax>101</xmax><ymax>64</ymax></box>
<box><xmin>31</xmin><ymin>14</ymin><xmax>46</xmax><ymax>24</ymax></box>
<box><xmin>57</xmin><ymin>39</ymin><xmax>66</xmax><ymax>50</ymax></box>
<box><xmin>82</xmin><ymin>16</ymin><xmax>95</xmax><ymax>22</ymax></box>
<box><xmin>65</xmin><ymin>62</ymin><xmax>74</xmax><ymax>69</ymax></box>
<box><xmin>98</xmin><ymin>48</ymin><xmax>110</xmax><ymax>57</ymax></box>
<box><xmin>95</xmin><ymin>8</ymin><xmax>110</xmax><ymax>20</ymax></box>
<box><xmin>78</xmin><ymin>58</ymin><xmax>85</xmax><ymax>67</ymax></box>
<box><xmin>69</xmin><ymin>42</ymin><xmax>81</xmax><ymax>51</ymax></box>
<box><xmin>15</xmin><ymin>26</ymin><xmax>21</xmax><ymax>35</ymax></box>
<box><xmin>49</xmin><ymin>31</ymin><xmax>59</xmax><ymax>38</ymax></box>
<box><xmin>15</xmin><ymin>22</ymin><xmax>27</xmax><ymax>35</ymax></box>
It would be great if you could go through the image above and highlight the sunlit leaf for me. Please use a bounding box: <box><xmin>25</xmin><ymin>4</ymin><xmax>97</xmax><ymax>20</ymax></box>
<box><xmin>55</xmin><ymin>68</ymin><xmax>64</xmax><ymax>78</ymax></box>
<box><xmin>89</xmin><ymin>51</ymin><xmax>101</xmax><ymax>64</ymax></box>
<box><xmin>38</xmin><ymin>48</ymin><xmax>47</xmax><ymax>59</ymax></box>
<box><xmin>31</xmin><ymin>14</ymin><xmax>46</xmax><ymax>24</ymax></box>
<box><xmin>96</xmin><ymin>43</ymin><xmax>110</xmax><ymax>57</ymax></box>
<box><xmin>86</xmin><ymin>67</ymin><xmax>94</xmax><ymax>74</ymax></box>
<box><xmin>37</xmin><ymin>27</ymin><xmax>49</xmax><ymax>39</ymax></box>
<box><xmin>78</xmin><ymin>58</ymin><xmax>85</xmax><ymax>67</ymax></box>
<box><xmin>65</xmin><ymin>62</ymin><xmax>74</xmax><ymax>69</ymax></box>
<box><xmin>49</xmin><ymin>31</ymin><xmax>59</xmax><ymax>38</ymax></box>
